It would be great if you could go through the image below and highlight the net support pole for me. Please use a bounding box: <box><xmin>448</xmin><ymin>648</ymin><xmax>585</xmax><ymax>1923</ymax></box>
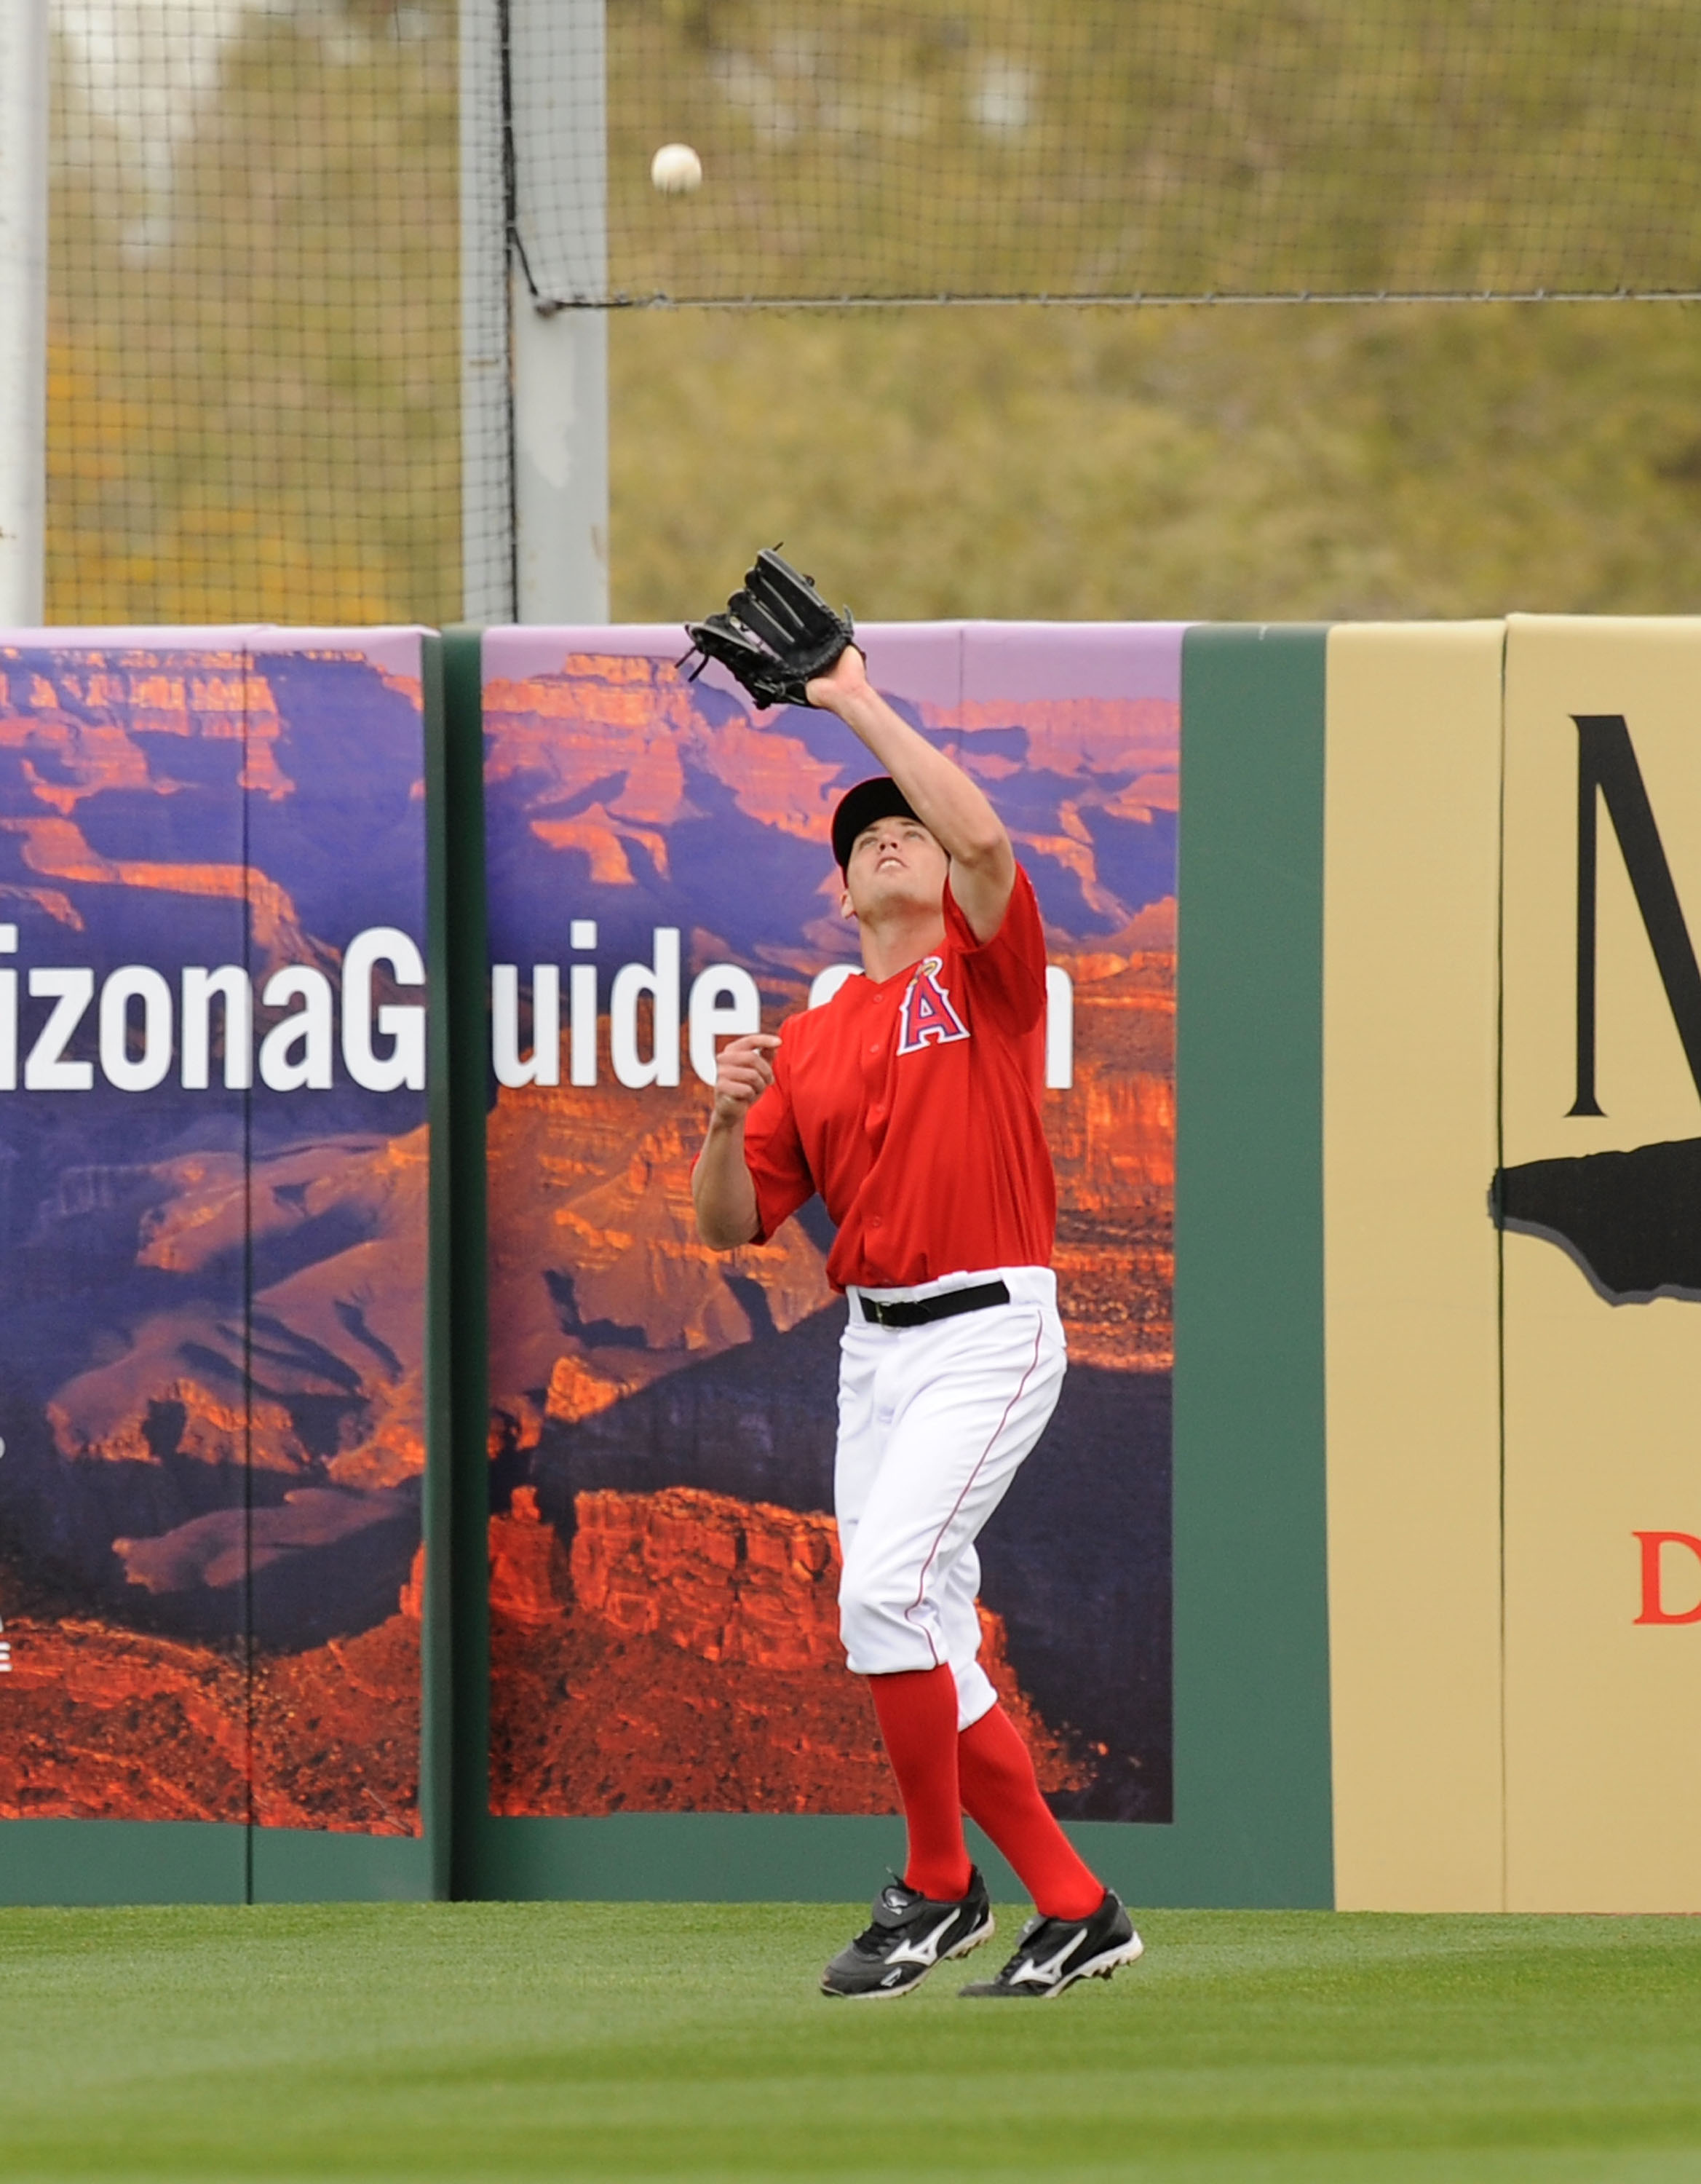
<box><xmin>0</xmin><ymin>0</ymin><xmax>49</xmax><ymax>626</ymax></box>
<box><xmin>507</xmin><ymin>0</ymin><xmax>609</xmax><ymax>624</ymax></box>
<box><xmin>460</xmin><ymin>0</ymin><xmax>514</xmax><ymax>622</ymax></box>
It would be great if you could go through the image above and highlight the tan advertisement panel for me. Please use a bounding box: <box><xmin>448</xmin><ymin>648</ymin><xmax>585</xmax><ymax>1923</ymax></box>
<box><xmin>1323</xmin><ymin>624</ymin><xmax>1505</xmax><ymax>1910</ymax></box>
<box><xmin>1501</xmin><ymin>615</ymin><xmax>1701</xmax><ymax>1911</ymax></box>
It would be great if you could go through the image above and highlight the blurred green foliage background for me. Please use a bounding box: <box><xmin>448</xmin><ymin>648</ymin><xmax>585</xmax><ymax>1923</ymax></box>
<box><xmin>611</xmin><ymin>303</ymin><xmax>1701</xmax><ymax>623</ymax></box>
<box><xmin>42</xmin><ymin>0</ymin><xmax>1701</xmax><ymax>628</ymax></box>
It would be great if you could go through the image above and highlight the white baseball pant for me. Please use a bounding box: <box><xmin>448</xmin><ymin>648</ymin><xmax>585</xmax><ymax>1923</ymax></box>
<box><xmin>834</xmin><ymin>1266</ymin><xmax>1067</xmax><ymax>1730</ymax></box>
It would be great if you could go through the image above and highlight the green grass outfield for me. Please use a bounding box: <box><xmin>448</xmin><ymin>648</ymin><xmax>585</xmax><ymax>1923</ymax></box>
<box><xmin>2</xmin><ymin>1906</ymin><xmax>1700</xmax><ymax>2183</ymax></box>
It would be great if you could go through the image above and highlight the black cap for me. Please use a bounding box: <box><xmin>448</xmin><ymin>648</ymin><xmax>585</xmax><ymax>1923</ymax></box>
<box><xmin>831</xmin><ymin>776</ymin><xmax>921</xmax><ymax>874</ymax></box>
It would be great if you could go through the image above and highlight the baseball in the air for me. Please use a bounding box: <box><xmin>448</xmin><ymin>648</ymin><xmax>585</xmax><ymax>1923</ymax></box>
<box><xmin>650</xmin><ymin>143</ymin><xmax>703</xmax><ymax>196</ymax></box>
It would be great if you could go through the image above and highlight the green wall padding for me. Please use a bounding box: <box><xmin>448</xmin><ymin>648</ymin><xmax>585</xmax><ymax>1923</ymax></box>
<box><xmin>0</xmin><ymin>1821</ymin><xmax>247</xmax><ymax>1907</ymax></box>
<box><xmin>1173</xmin><ymin>624</ymin><xmax>1333</xmax><ymax>1907</ymax></box>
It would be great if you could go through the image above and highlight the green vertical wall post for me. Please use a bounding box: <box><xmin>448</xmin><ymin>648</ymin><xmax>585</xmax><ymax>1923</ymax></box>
<box><xmin>1172</xmin><ymin>625</ymin><xmax>1334</xmax><ymax>1906</ymax></box>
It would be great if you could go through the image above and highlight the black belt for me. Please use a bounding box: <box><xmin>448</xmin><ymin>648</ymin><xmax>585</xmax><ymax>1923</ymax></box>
<box><xmin>858</xmin><ymin>1279</ymin><xmax>1011</xmax><ymax>1329</ymax></box>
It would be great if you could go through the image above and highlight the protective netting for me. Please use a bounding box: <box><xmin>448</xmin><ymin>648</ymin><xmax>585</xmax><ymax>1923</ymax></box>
<box><xmin>48</xmin><ymin>0</ymin><xmax>472</xmax><ymax>626</ymax></box>
<box><xmin>44</xmin><ymin>0</ymin><xmax>1701</xmax><ymax>626</ymax></box>
<box><xmin>585</xmin><ymin>0</ymin><xmax>1701</xmax><ymax>305</ymax></box>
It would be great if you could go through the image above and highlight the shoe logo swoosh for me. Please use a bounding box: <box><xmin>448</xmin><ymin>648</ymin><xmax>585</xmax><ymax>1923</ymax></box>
<box><xmin>887</xmin><ymin>1912</ymin><xmax>959</xmax><ymax>1967</ymax></box>
<box><xmin>1009</xmin><ymin>1928</ymin><xmax>1090</xmax><ymax>1985</ymax></box>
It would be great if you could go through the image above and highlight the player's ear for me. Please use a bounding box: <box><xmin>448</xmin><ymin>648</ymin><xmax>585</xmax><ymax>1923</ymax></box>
<box><xmin>840</xmin><ymin>885</ymin><xmax>856</xmax><ymax>920</ymax></box>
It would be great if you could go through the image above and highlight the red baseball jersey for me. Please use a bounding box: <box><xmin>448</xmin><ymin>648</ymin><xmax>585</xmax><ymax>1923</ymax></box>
<box><xmin>741</xmin><ymin>865</ymin><xmax>1056</xmax><ymax>1290</ymax></box>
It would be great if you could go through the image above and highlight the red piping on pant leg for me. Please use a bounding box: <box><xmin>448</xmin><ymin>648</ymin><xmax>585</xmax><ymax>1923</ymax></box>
<box><xmin>903</xmin><ymin>1310</ymin><xmax>1046</xmax><ymax>1658</ymax></box>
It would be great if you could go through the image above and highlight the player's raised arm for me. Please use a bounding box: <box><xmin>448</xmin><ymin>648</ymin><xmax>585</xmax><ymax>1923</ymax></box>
<box><xmin>691</xmin><ymin>1032</ymin><xmax>778</xmax><ymax>1249</ymax></box>
<box><xmin>806</xmin><ymin>646</ymin><xmax>1015</xmax><ymax>943</ymax></box>
<box><xmin>681</xmin><ymin>546</ymin><xmax>1013</xmax><ymax>938</ymax></box>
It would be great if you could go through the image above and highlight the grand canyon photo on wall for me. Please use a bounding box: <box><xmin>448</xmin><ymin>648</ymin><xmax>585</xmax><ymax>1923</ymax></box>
<box><xmin>0</xmin><ymin>630</ymin><xmax>433</xmax><ymax>1835</ymax></box>
<box><xmin>483</xmin><ymin>622</ymin><xmax>1178</xmax><ymax>1824</ymax></box>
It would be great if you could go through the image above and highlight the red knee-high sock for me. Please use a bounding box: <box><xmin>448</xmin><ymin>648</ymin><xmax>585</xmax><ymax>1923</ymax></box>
<box><xmin>958</xmin><ymin>1703</ymin><xmax>1104</xmax><ymax>1920</ymax></box>
<box><xmin>869</xmin><ymin>1666</ymin><xmax>974</xmax><ymax>1902</ymax></box>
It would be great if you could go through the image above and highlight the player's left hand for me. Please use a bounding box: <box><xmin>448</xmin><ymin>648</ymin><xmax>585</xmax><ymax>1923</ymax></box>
<box><xmin>806</xmin><ymin>643</ymin><xmax>869</xmax><ymax>713</ymax></box>
<box><xmin>682</xmin><ymin>549</ymin><xmax>855</xmax><ymax>711</ymax></box>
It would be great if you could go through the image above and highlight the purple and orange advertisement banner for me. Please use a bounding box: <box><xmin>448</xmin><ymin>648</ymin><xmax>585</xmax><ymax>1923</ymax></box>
<box><xmin>482</xmin><ymin>623</ymin><xmax>1179</xmax><ymax>1824</ymax></box>
<box><xmin>0</xmin><ymin>628</ymin><xmax>432</xmax><ymax>1838</ymax></box>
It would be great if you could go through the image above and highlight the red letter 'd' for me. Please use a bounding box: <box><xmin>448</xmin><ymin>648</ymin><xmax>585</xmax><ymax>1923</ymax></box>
<box><xmin>1633</xmin><ymin>1532</ymin><xmax>1701</xmax><ymax>1624</ymax></box>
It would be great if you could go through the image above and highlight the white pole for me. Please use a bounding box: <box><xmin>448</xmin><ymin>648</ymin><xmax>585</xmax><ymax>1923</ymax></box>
<box><xmin>0</xmin><ymin>0</ymin><xmax>49</xmax><ymax>627</ymax></box>
<box><xmin>459</xmin><ymin>0</ymin><xmax>513</xmax><ymax>622</ymax></box>
<box><xmin>507</xmin><ymin>0</ymin><xmax>609</xmax><ymax>624</ymax></box>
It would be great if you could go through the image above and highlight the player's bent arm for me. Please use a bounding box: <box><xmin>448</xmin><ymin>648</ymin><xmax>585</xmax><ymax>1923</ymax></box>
<box><xmin>692</xmin><ymin>1032</ymin><xmax>779</xmax><ymax>1250</ymax></box>
<box><xmin>808</xmin><ymin>648</ymin><xmax>1015</xmax><ymax>942</ymax></box>
<box><xmin>693</xmin><ymin>1119</ymin><xmax>761</xmax><ymax>1249</ymax></box>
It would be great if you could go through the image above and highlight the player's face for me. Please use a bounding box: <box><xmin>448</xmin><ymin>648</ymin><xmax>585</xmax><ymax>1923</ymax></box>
<box><xmin>841</xmin><ymin>816</ymin><xmax>949</xmax><ymax>922</ymax></box>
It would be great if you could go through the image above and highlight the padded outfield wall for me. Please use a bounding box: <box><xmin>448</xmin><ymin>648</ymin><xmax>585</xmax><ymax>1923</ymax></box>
<box><xmin>458</xmin><ymin>622</ymin><xmax>1192</xmax><ymax>1905</ymax></box>
<box><xmin>2</xmin><ymin>618</ymin><xmax>1698</xmax><ymax>1912</ymax></box>
<box><xmin>0</xmin><ymin>627</ymin><xmax>452</xmax><ymax>1904</ymax></box>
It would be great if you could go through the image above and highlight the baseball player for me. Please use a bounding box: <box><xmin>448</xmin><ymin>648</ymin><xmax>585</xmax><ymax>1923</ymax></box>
<box><xmin>688</xmin><ymin>554</ymin><xmax>1143</xmax><ymax>2000</ymax></box>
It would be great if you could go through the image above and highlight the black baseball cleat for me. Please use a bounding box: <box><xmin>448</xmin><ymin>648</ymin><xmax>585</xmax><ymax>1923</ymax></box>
<box><xmin>820</xmin><ymin>1868</ymin><xmax>995</xmax><ymax>1999</ymax></box>
<box><xmin>958</xmin><ymin>1888</ymin><xmax>1143</xmax><ymax>1998</ymax></box>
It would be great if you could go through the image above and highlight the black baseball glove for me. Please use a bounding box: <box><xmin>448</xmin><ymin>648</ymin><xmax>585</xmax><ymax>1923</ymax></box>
<box><xmin>682</xmin><ymin>548</ymin><xmax>855</xmax><ymax>709</ymax></box>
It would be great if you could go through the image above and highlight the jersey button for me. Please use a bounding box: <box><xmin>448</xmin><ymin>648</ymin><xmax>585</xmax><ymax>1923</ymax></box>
<box><xmin>869</xmin><ymin>1214</ymin><xmax>883</xmax><ymax>1228</ymax></box>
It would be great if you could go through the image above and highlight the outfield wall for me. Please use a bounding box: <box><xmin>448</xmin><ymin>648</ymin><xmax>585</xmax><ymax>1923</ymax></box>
<box><xmin>0</xmin><ymin>628</ymin><xmax>452</xmax><ymax>1904</ymax></box>
<box><xmin>460</xmin><ymin>622</ymin><xmax>1190</xmax><ymax>1907</ymax></box>
<box><xmin>1</xmin><ymin>617</ymin><xmax>1698</xmax><ymax>1913</ymax></box>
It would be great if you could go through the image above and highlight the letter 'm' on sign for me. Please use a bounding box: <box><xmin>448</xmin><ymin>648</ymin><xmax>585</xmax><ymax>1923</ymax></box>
<box><xmin>1632</xmin><ymin>1530</ymin><xmax>1701</xmax><ymax>1624</ymax></box>
<box><xmin>1570</xmin><ymin>716</ymin><xmax>1701</xmax><ymax>1116</ymax></box>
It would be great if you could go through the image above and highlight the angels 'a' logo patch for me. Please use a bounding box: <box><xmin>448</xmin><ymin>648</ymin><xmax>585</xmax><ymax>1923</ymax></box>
<box><xmin>897</xmin><ymin>956</ymin><xmax>970</xmax><ymax>1056</ymax></box>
